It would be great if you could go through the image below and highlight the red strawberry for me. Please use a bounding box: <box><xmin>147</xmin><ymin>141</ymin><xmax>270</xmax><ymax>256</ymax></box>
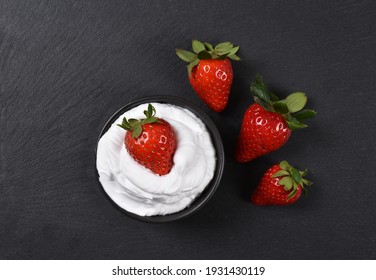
<box><xmin>251</xmin><ymin>161</ymin><xmax>313</xmax><ymax>206</ymax></box>
<box><xmin>235</xmin><ymin>103</ymin><xmax>291</xmax><ymax>162</ymax></box>
<box><xmin>117</xmin><ymin>104</ymin><xmax>177</xmax><ymax>176</ymax></box>
<box><xmin>235</xmin><ymin>74</ymin><xmax>316</xmax><ymax>162</ymax></box>
<box><xmin>176</xmin><ymin>40</ymin><xmax>240</xmax><ymax>112</ymax></box>
<box><xmin>188</xmin><ymin>58</ymin><xmax>233</xmax><ymax>112</ymax></box>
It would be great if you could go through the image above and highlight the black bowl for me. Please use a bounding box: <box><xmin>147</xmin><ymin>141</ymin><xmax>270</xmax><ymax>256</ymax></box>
<box><xmin>96</xmin><ymin>96</ymin><xmax>224</xmax><ymax>223</ymax></box>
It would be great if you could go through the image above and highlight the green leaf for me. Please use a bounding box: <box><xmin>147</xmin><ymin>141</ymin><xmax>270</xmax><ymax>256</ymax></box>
<box><xmin>271</xmin><ymin>170</ymin><xmax>289</xmax><ymax>178</ymax></box>
<box><xmin>287</xmin><ymin>188</ymin><xmax>298</xmax><ymax>200</ymax></box>
<box><xmin>292</xmin><ymin>180</ymin><xmax>298</xmax><ymax>190</ymax></box>
<box><xmin>122</xmin><ymin>118</ymin><xmax>131</xmax><ymax>128</ymax></box>
<box><xmin>302</xmin><ymin>178</ymin><xmax>313</xmax><ymax>186</ymax></box>
<box><xmin>117</xmin><ymin>124</ymin><xmax>130</xmax><ymax>131</ymax></box>
<box><xmin>132</xmin><ymin>125</ymin><xmax>142</xmax><ymax>138</ymax></box>
<box><xmin>279</xmin><ymin>160</ymin><xmax>292</xmax><ymax>170</ymax></box>
<box><xmin>228</xmin><ymin>53</ymin><xmax>241</xmax><ymax>61</ymax></box>
<box><xmin>148</xmin><ymin>103</ymin><xmax>155</xmax><ymax>116</ymax></box>
<box><xmin>284</xmin><ymin>184</ymin><xmax>292</xmax><ymax>191</ymax></box>
<box><xmin>215</xmin><ymin>42</ymin><xmax>233</xmax><ymax>50</ymax></box>
<box><xmin>270</xmin><ymin>92</ymin><xmax>279</xmax><ymax>102</ymax></box>
<box><xmin>228</xmin><ymin>46</ymin><xmax>239</xmax><ymax>55</ymax></box>
<box><xmin>285</xmin><ymin>92</ymin><xmax>307</xmax><ymax>113</ymax></box>
<box><xmin>272</xmin><ymin>100</ymin><xmax>289</xmax><ymax>114</ymax></box>
<box><xmin>217</xmin><ymin>52</ymin><xmax>230</xmax><ymax>60</ymax></box>
<box><xmin>278</xmin><ymin>177</ymin><xmax>293</xmax><ymax>189</ymax></box>
<box><xmin>286</xmin><ymin>117</ymin><xmax>307</xmax><ymax>130</ymax></box>
<box><xmin>192</xmin><ymin>40</ymin><xmax>206</xmax><ymax>53</ymax></box>
<box><xmin>204</xmin><ymin>42</ymin><xmax>213</xmax><ymax>51</ymax></box>
<box><xmin>293</xmin><ymin>109</ymin><xmax>317</xmax><ymax>121</ymax></box>
<box><xmin>187</xmin><ymin>58</ymin><xmax>199</xmax><ymax>75</ymax></box>
<box><xmin>143</xmin><ymin>104</ymin><xmax>155</xmax><ymax>118</ymax></box>
<box><xmin>290</xmin><ymin>168</ymin><xmax>302</xmax><ymax>184</ymax></box>
<box><xmin>215</xmin><ymin>48</ymin><xmax>235</xmax><ymax>56</ymax></box>
<box><xmin>300</xmin><ymin>169</ymin><xmax>308</xmax><ymax>176</ymax></box>
<box><xmin>292</xmin><ymin>180</ymin><xmax>298</xmax><ymax>194</ymax></box>
<box><xmin>197</xmin><ymin>50</ymin><xmax>212</xmax><ymax>60</ymax></box>
<box><xmin>175</xmin><ymin>49</ymin><xmax>196</xmax><ymax>62</ymax></box>
<box><xmin>250</xmin><ymin>74</ymin><xmax>270</xmax><ymax>103</ymax></box>
<box><xmin>142</xmin><ymin>116</ymin><xmax>158</xmax><ymax>124</ymax></box>
<box><xmin>215</xmin><ymin>49</ymin><xmax>231</xmax><ymax>56</ymax></box>
<box><xmin>128</xmin><ymin>118</ymin><xmax>139</xmax><ymax>126</ymax></box>
<box><xmin>253</xmin><ymin>97</ymin><xmax>272</xmax><ymax>111</ymax></box>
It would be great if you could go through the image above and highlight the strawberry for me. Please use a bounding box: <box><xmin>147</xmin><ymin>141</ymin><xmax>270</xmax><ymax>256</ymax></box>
<box><xmin>176</xmin><ymin>40</ymin><xmax>240</xmax><ymax>112</ymax></box>
<box><xmin>251</xmin><ymin>161</ymin><xmax>313</xmax><ymax>206</ymax></box>
<box><xmin>117</xmin><ymin>104</ymin><xmax>177</xmax><ymax>176</ymax></box>
<box><xmin>235</xmin><ymin>74</ymin><xmax>316</xmax><ymax>162</ymax></box>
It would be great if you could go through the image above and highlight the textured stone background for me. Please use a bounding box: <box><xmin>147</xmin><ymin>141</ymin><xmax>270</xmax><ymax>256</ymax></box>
<box><xmin>1</xmin><ymin>0</ymin><xmax>375</xmax><ymax>259</ymax></box>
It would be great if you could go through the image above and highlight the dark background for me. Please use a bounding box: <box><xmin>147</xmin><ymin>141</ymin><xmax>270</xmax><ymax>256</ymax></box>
<box><xmin>1</xmin><ymin>0</ymin><xmax>376</xmax><ymax>259</ymax></box>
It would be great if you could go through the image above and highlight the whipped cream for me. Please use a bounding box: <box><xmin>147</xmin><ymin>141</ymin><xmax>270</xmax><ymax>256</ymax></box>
<box><xmin>96</xmin><ymin>103</ymin><xmax>216</xmax><ymax>216</ymax></box>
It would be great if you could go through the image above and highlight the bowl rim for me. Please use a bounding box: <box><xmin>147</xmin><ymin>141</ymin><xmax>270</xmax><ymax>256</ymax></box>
<box><xmin>95</xmin><ymin>95</ymin><xmax>225</xmax><ymax>223</ymax></box>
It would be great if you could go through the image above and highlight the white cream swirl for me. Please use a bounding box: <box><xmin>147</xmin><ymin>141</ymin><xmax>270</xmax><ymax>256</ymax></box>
<box><xmin>96</xmin><ymin>103</ymin><xmax>216</xmax><ymax>216</ymax></box>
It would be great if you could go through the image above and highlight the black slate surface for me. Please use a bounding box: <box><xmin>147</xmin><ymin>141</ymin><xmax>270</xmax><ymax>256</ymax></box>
<box><xmin>1</xmin><ymin>0</ymin><xmax>376</xmax><ymax>259</ymax></box>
